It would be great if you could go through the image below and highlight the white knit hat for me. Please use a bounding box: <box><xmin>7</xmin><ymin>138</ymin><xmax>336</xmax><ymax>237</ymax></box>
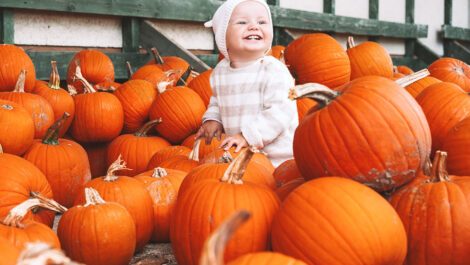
<box><xmin>204</xmin><ymin>0</ymin><xmax>272</xmax><ymax>61</ymax></box>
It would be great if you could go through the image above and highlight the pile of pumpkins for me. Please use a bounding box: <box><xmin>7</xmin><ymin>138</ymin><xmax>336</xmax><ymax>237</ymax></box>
<box><xmin>1</xmin><ymin>31</ymin><xmax>470</xmax><ymax>265</ymax></box>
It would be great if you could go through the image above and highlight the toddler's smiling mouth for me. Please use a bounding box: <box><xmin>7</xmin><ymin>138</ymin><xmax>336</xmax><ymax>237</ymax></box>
<box><xmin>244</xmin><ymin>35</ymin><xmax>262</xmax><ymax>40</ymax></box>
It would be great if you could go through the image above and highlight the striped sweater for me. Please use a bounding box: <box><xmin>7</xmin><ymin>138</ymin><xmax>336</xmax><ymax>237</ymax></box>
<box><xmin>202</xmin><ymin>55</ymin><xmax>298</xmax><ymax>167</ymax></box>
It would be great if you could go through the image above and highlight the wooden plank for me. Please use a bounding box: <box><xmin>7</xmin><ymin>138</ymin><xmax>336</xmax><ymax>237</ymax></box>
<box><xmin>442</xmin><ymin>25</ymin><xmax>470</xmax><ymax>42</ymax></box>
<box><xmin>0</xmin><ymin>9</ymin><xmax>14</xmax><ymax>44</ymax></box>
<box><xmin>414</xmin><ymin>40</ymin><xmax>439</xmax><ymax>65</ymax></box>
<box><xmin>444</xmin><ymin>40</ymin><xmax>470</xmax><ymax>63</ymax></box>
<box><xmin>266</xmin><ymin>0</ymin><xmax>280</xmax><ymax>5</ymax></box>
<box><xmin>0</xmin><ymin>0</ymin><xmax>428</xmax><ymax>39</ymax></box>
<box><xmin>405</xmin><ymin>0</ymin><xmax>415</xmax><ymax>57</ymax></box>
<box><xmin>122</xmin><ymin>17</ymin><xmax>141</xmax><ymax>52</ymax></box>
<box><xmin>27</xmin><ymin>51</ymin><xmax>151</xmax><ymax>80</ymax></box>
<box><xmin>444</xmin><ymin>0</ymin><xmax>452</xmax><ymax>25</ymax></box>
<box><xmin>140</xmin><ymin>20</ymin><xmax>210</xmax><ymax>72</ymax></box>
<box><xmin>273</xmin><ymin>28</ymin><xmax>294</xmax><ymax>46</ymax></box>
<box><xmin>197</xmin><ymin>54</ymin><xmax>218</xmax><ymax>69</ymax></box>
<box><xmin>324</xmin><ymin>0</ymin><xmax>335</xmax><ymax>14</ymax></box>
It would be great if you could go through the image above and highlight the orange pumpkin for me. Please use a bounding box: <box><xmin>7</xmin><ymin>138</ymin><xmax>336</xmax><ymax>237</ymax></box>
<box><xmin>66</xmin><ymin>50</ymin><xmax>115</xmax><ymax>93</ymax></box>
<box><xmin>428</xmin><ymin>57</ymin><xmax>470</xmax><ymax>92</ymax></box>
<box><xmin>270</xmin><ymin>45</ymin><xmax>286</xmax><ymax>61</ymax></box>
<box><xmin>442</xmin><ymin>116</ymin><xmax>470</xmax><ymax>175</ymax></box>
<box><xmin>391</xmin><ymin>151</ymin><xmax>470</xmax><ymax>265</ymax></box>
<box><xmin>83</xmin><ymin>141</ymin><xmax>109</xmax><ymax>178</ymax></box>
<box><xmin>347</xmin><ymin>36</ymin><xmax>394</xmax><ymax>79</ymax></box>
<box><xmin>182</xmin><ymin>133</ymin><xmax>226</xmax><ymax>159</ymax></box>
<box><xmin>0</xmin><ymin>100</ymin><xmax>34</xmax><ymax>155</ymax></box>
<box><xmin>23</xmin><ymin>113</ymin><xmax>91</xmax><ymax>208</ymax></box>
<box><xmin>272</xmin><ymin>159</ymin><xmax>303</xmax><ymax>188</ymax></box>
<box><xmin>396</xmin><ymin>65</ymin><xmax>414</xmax><ymax>75</ymax></box>
<box><xmin>404</xmin><ymin>76</ymin><xmax>441</xmax><ymax>98</ymax></box>
<box><xmin>135</xmin><ymin>167</ymin><xmax>186</xmax><ymax>243</ymax></box>
<box><xmin>58</xmin><ymin>188</ymin><xmax>136</xmax><ymax>265</ymax></box>
<box><xmin>146</xmin><ymin>47</ymin><xmax>192</xmax><ymax>85</ymax></box>
<box><xmin>170</xmin><ymin>148</ymin><xmax>280</xmax><ymax>265</ymax></box>
<box><xmin>0</xmin><ymin>44</ymin><xmax>36</xmax><ymax>92</ymax></box>
<box><xmin>292</xmin><ymin>79</ymin><xmax>431</xmax><ymax>192</ymax></box>
<box><xmin>130</xmin><ymin>64</ymin><xmax>166</xmax><ymax>87</ymax></box>
<box><xmin>296</xmin><ymin>97</ymin><xmax>318</xmax><ymax>122</ymax></box>
<box><xmin>33</xmin><ymin>61</ymin><xmax>75</xmax><ymax>137</ymax></box>
<box><xmin>159</xmin><ymin>139</ymin><xmax>202</xmax><ymax>173</ymax></box>
<box><xmin>275</xmin><ymin>178</ymin><xmax>305</xmax><ymax>201</ymax></box>
<box><xmin>272</xmin><ymin>177</ymin><xmax>407</xmax><ymax>265</ymax></box>
<box><xmin>146</xmin><ymin>145</ymin><xmax>192</xmax><ymax>169</ymax></box>
<box><xmin>0</xmin><ymin>236</ymin><xmax>20</xmax><ymax>264</ymax></box>
<box><xmin>187</xmin><ymin>69</ymin><xmax>213</xmax><ymax>107</ymax></box>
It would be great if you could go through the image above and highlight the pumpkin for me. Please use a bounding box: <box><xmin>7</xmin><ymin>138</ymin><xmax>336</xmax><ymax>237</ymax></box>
<box><xmin>404</xmin><ymin>76</ymin><xmax>441</xmax><ymax>98</ymax></box>
<box><xmin>0</xmin><ymin>44</ymin><xmax>36</xmax><ymax>92</ymax></box>
<box><xmin>70</xmin><ymin>66</ymin><xmax>124</xmax><ymax>143</ymax></box>
<box><xmin>23</xmin><ymin>113</ymin><xmax>91</xmax><ymax>208</ymax></box>
<box><xmin>415</xmin><ymin>81</ymin><xmax>470</xmax><ymax>155</ymax></box>
<box><xmin>106</xmin><ymin>119</ymin><xmax>171</xmax><ymax>176</ymax></box>
<box><xmin>83</xmin><ymin>142</ymin><xmax>109</xmax><ymax>178</ymax></box>
<box><xmin>202</xmin><ymin>148</ymin><xmax>275</xmax><ymax>175</ymax></box>
<box><xmin>148</xmin><ymin>81</ymin><xmax>206</xmax><ymax>144</ymax></box>
<box><xmin>390</xmin><ymin>151</ymin><xmax>470</xmax><ymax>264</ymax></box>
<box><xmin>296</xmin><ymin>98</ymin><xmax>318</xmax><ymax>122</ymax></box>
<box><xmin>130</xmin><ymin>64</ymin><xmax>166</xmax><ymax>87</ymax></box>
<box><xmin>33</xmin><ymin>61</ymin><xmax>75</xmax><ymax>137</ymax></box>
<box><xmin>270</xmin><ymin>45</ymin><xmax>286</xmax><ymax>61</ymax></box>
<box><xmin>187</xmin><ymin>69</ymin><xmax>213</xmax><ymax>107</ymax></box>
<box><xmin>0</xmin><ymin>100</ymin><xmax>34</xmax><ymax>155</ymax></box>
<box><xmin>292</xmin><ymin>79</ymin><xmax>431</xmax><ymax>191</ymax></box>
<box><xmin>182</xmin><ymin>133</ymin><xmax>226</xmax><ymax>159</ymax></box>
<box><xmin>74</xmin><ymin>157</ymin><xmax>154</xmax><ymax>251</ymax></box>
<box><xmin>442</xmin><ymin>116</ymin><xmax>470</xmax><ymax>175</ymax></box>
<box><xmin>346</xmin><ymin>36</ymin><xmax>394</xmax><ymax>79</ymax></box>
<box><xmin>275</xmin><ymin>178</ymin><xmax>305</xmax><ymax>201</ymax></box>
<box><xmin>284</xmin><ymin>33</ymin><xmax>350</xmax><ymax>87</ymax></box>
<box><xmin>58</xmin><ymin>188</ymin><xmax>136</xmax><ymax>265</ymax></box>
<box><xmin>272</xmin><ymin>159</ymin><xmax>303</xmax><ymax>188</ymax></box>
<box><xmin>0</xmin><ymin>196</ymin><xmax>65</xmax><ymax>250</ymax></box>
<box><xmin>0</xmin><ymin>151</ymin><xmax>55</xmax><ymax>226</ymax></box>
<box><xmin>200</xmin><ymin>210</ymin><xmax>307</xmax><ymax>265</ymax></box>
<box><xmin>0</xmin><ymin>70</ymin><xmax>55</xmax><ymax>139</ymax></box>
<box><xmin>428</xmin><ymin>57</ymin><xmax>470</xmax><ymax>92</ymax></box>
<box><xmin>170</xmin><ymin>148</ymin><xmax>280</xmax><ymax>265</ymax></box>
<box><xmin>396</xmin><ymin>65</ymin><xmax>414</xmax><ymax>75</ymax></box>
<box><xmin>158</xmin><ymin>138</ymin><xmax>202</xmax><ymax>173</ymax></box>
<box><xmin>135</xmin><ymin>167</ymin><xmax>186</xmax><ymax>243</ymax></box>
<box><xmin>66</xmin><ymin>50</ymin><xmax>115</xmax><ymax>93</ymax></box>
<box><xmin>114</xmin><ymin>79</ymin><xmax>158</xmax><ymax>133</ymax></box>
<box><xmin>272</xmin><ymin>177</ymin><xmax>407</xmax><ymax>265</ymax></box>
<box><xmin>146</xmin><ymin>145</ymin><xmax>192</xmax><ymax>169</ymax></box>
<box><xmin>146</xmin><ymin>47</ymin><xmax>192</xmax><ymax>85</ymax></box>
<box><xmin>0</xmin><ymin>236</ymin><xmax>20</xmax><ymax>265</ymax></box>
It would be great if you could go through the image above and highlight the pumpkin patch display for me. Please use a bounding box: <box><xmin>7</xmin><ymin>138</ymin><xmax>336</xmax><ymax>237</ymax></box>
<box><xmin>0</xmin><ymin>44</ymin><xmax>36</xmax><ymax>92</ymax></box>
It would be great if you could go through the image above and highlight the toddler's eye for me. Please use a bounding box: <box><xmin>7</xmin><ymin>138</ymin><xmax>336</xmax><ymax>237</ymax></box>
<box><xmin>236</xmin><ymin>21</ymin><xmax>247</xmax><ymax>25</ymax></box>
<box><xmin>258</xmin><ymin>20</ymin><xmax>268</xmax><ymax>25</ymax></box>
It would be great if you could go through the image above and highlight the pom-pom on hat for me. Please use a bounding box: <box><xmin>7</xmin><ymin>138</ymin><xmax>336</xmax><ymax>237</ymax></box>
<box><xmin>204</xmin><ymin>0</ymin><xmax>272</xmax><ymax>61</ymax></box>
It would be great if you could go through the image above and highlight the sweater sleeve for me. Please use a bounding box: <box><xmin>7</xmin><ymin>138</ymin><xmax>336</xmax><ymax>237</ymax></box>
<box><xmin>241</xmin><ymin>61</ymin><xmax>297</xmax><ymax>148</ymax></box>
<box><xmin>202</xmin><ymin>73</ymin><xmax>222</xmax><ymax>123</ymax></box>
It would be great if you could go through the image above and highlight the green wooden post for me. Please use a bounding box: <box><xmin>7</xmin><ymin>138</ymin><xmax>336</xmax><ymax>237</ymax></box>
<box><xmin>122</xmin><ymin>17</ymin><xmax>140</xmax><ymax>52</ymax></box>
<box><xmin>368</xmin><ymin>0</ymin><xmax>379</xmax><ymax>41</ymax></box>
<box><xmin>267</xmin><ymin>0</ymin><xmax>283</xmax><ymax>46</ymax></box>
<box><xmin>443</xmin><ymin>0</ymin><xmax>453</xmax><ymax>57</ymax></box>
<box><xmin>405</xmin><ymin>0</ymin><xmax>415</xmax><ymax>58</ymax></box>
<box><xmin>0</xmin><ymin>9</ymin><xmax>14</xmax><ymax>44</ymax></box>
<box><xmin>324</xmin><ymin>0</ymin><xmax>335</xmax><ymax>14</ymax></box>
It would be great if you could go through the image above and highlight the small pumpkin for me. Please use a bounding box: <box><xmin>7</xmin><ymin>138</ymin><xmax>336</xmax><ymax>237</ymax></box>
<box><xmin>0</xmin><ymin>44</ymin><xmax>36</xmax><ymax>92</ymax></box>
<box><xmin>182</xmin><ymin>133</ymin><xmax>226</xmax><ymax>159</ymax></box>
<box><xmin>442</xmin><ymin>116</ymin><xmax>470</xmax><ymax>175</ymax></box>
<box><xmin>159</xmin><ymin>138</ymin><xmax>202</xmax><ymax>173</ymax></box>
<box><xmin>187</xmin><ymin>69</ymin><xmax>213</xmax><ymax>107</ymax></box>
<box><xmin>272</xmin><ymin>159</ymin><xmax>303</xmax><ymax>188</ymax></box>
<box><xmin>0</xmin><ymin>100</ymin><xmax>34</xmax><ymax>155</ymax></box>
<box><xmin>428</xmin><ymin>57</ymin><xmax>470</xmax><ymax>92</ymax></box>
<box><xmin>146</xmin><ymin>145</ymin><xmax>192</xmax><ymax>169</ymax></box>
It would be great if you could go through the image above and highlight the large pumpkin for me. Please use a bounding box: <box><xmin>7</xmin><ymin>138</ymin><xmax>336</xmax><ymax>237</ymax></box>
<box><xmin>404</xmin><ymin>75</ymin><xmax>441</xmax><ymax>98</ymax></box>
<box><xmin>146</xmin><ymin>47</ymin><xmax>192</xmax><ymax>85</ymax></box>
<box><xmin>428</xmin><ymin>57</ymin><xmax>470</xmax><ymax>92</ymax></box>
<box><xmin>0</xmin><ymin>44</ymin><xmax>36</xmax><ymax>92</ymax></box>
<box><xmin>442</xmin><ymin>116</ymin><xmax>470</xmax><ymax>175</ymax></box>
<box><xmin>146</xmin><ymin>145</ymin><xmax>191</xmax><ymax>169</ymax></box>
<box><xmin>0</xmin><ymin>236</ymin><xmax>20</xmax><ymax>265</ymax></box>
<box><xmin>272</xmin><ymin>177</ymin><xmax>407</xmax><ymax>265</ymax></box>
<box><xmin>391</xmin><ymin>151</ymin><xmax>470</xmax><ymax>264</ymax></box>
<box><xmin>346</xmin><ymin>36</ymin><xmax>393</xmax><ymax>79</ymax></box>
<box><xmin>187</xmin><ymin>69</ymin><xmax>213</xmax><ymax>107</ymax></box>
<box><xmin>292</xmin><ymin>79</ymin><xmax>431</xmax><ymax>191</ymax></box>
<box><xmin>0</xmin><ymin>100</ymin><xmax>34</xmax><ymax>155</ymax></box>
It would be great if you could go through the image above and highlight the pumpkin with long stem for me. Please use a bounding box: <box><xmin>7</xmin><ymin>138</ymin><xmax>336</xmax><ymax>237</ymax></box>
<box><xmin>135</xmin><ymin>167</ymin><xmax>186</xmax><ymax>243</ymax></box>
<box><xmin>391</xmin><ymin>151</ymin><xmax>470</xmax><ymax>264</ymax></box>
<box><xmin>146</xmin><ymin>47</ymin><xmax>192</xmax><ymax>85</ymax></box>
<box><xmin>158</xmin><ymin>138</ymin><xmax>202</xmax><ymax>172</ymax></box>
<box><xmin>33</xmin><ymin>61</ymin><xmax>75</xmax><ymax>137</ymax></box>
<box><xmin>170</xmin><ymin>147</ymin><xmax>280</xmax><ymax>265</ymax></box>
<box><xmin>428</xmin><ymin>57</ymin><xmax>470</xmax><ymax>91</ymax></box>
<box><xmin>182</xmin><ymin>133</ymin><xmax>226</xmax><ymax>159</ymax></box>
<box><xmin>146</xmin><ymin>145</ymin><xmax>191</xmax><ymax>169</ymax></box>
<box><xmin>0</xmin><ymin>44</ymin><xmax>36</xmax><ymax>92</ymax></box>
<box><xmin>74</xmin><ymin>156</ymin><xmax>154</xmax><ymax>251</ymax></box>
<box><xmin>202</xmin><ymin>147</ymin><xmax>275</xmax><ymax>174</ymax></box>
<box><xmin>58</xmin><ymin>188</ymin><xmax>136</xmax><ymax>265</ymax></box>
<box><xmin>106</xmin><ymin>119</ymin><xmax>170</xmax><ymax>176</ymax></box>
<box><xmin>0</xmin><ymin>100</ymin><xmax>34</xmax><ymax>155</ymax></box>
<box><xmin>130</xmin><ymin>64</ymin><xmax>165</xmax><ymax>87</ymax></box>
<box><xmin>23</xmin><ymin>113</ymin><xmax>91</xmax><ymax>208</ymax></box>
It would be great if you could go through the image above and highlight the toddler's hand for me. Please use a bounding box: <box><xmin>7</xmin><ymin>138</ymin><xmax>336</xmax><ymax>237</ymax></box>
<box><xmin>195</xmin><ymin>120</ymin><xmax>224</xmax><ymax>144</ymax></box>
<box><xmin>220</xmin><ymin>133</ymin><xmax>248</xmax><ymax>152</ymax></box>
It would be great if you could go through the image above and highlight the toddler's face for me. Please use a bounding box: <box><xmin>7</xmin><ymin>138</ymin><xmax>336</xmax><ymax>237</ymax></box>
<box><xmin>226</xmin><ymin>1</ymin><xmax>273</xmax><ymax>62</ymax></box>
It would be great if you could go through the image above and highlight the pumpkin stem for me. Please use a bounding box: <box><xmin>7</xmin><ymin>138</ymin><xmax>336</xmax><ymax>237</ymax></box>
<box><xmin>134</xmin><ymin>118</ymin><xmax>162</xmax><ymax>137</ymax></box>
<box><xmin>31</xmin><ymin>191</ymin><xmax>67</xmax><ymax>213</ymax></box>
<box><xmin>48</xmin><ymin>61</ymin><xmax>61</xmax><ymax>90</ymax></box>
<box><xmin>126</xmin><ymin>61</ymin><xmax>134</xmax><ymax>78</ymax></box>
<box><xmin>188</xmin><ymin>138</ymin><xmax>201</xmax><ymax>162</ymax></box>
<box><xmin>199</xmin><ymin>210</ymin><xmax>251</xmax><ymax>265</ymax></box>
<box><xmin>151</xmin><ymin>167</ymin><xmax>168</xmax><ymax>178</ymax></box>
<box><xmin>13</xmin><ymin>69</ymin><xmax>27</xmax><ymax>93</ymax></box>
<box><xmin>395</xmin><ymin>69</ymin><xmax>430</xmax><ymax>87</ymax></box>
<box><xmin>42</xmin><ymin>112</ymin><xmax>71</xmax><ymax>145</ymax></box>
<box><xmin>220</xmin><ymin>147</ymin><xmax>256</xmax><ymax>184</ymax></box>
<box><xmin>83</xmin><ymin>188</ymin><xmax>106</xmax><ymax>207</ymax></box>
<box><xmin>289</xmin><ymin>83</ymin><xmax>339</xmax><ymax>108</ymax></box>
<box><xmin>104</xmin><ymin>155</ymin><xmax>130</xmax><ymax>181</ymax></box>
<box><xmin>346</xmin><ymin>36</ymin><xmax>356</xmax><ymax>49</ymax></box>
<box><xmin>279</xmin><ymin>49</ymin><xmax>286</xmax><ymax>64</ymax></box>
<box><xmin>150</xmin><ymin>47</ymin><xmax>165</xmax><ymax>65</ymax></box>
<box><xmin>73</xmin><ymin>65</ymin><xmax>97</xmax><ymax>93</ymax></box>
<box><xmin>430</xmin><ymin>151</ymin><xmax>450</xmax><ymax>182</ymax></box>
<box><xmin>156</xmin><ymin>70</ymin><xmax>180</xmax><ymax>93</ymax></box>
<box><xmin>219</xmin><ymin>151</ymin><xmax>233</xmax><ymax>163</ymax></box>
<box><xmin>17</xmin><ymin>242</ymin><xmax>81</xmax><ymax>265</ymax></box>
<box><xmin>67</xmin><ymin>85</ymin><xmax>78</xmax><ymax>96</ymax></box>
<box><xmin>0</xmin><ymin>144</ymin><xmax>3</xmax><ymax>154</ymax></box>
<box><xmin>2</xmin><ymin>197</ymin><xmax>66</xmax><ymax>228</ymax></box>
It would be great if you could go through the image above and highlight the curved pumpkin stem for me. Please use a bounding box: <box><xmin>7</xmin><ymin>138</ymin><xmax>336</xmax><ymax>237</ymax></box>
<box><xmin>0</xmin><ymin>144</ymin><xmax>3</xmax><ymax>154</ymax></box>
<box><xmin>67</xmin><ymin>85</ymin><xmax>78</xmax><ymax>96</ymax></box>
<box><xmin>156</xmin><ymin>70</ymin><xmax>181</xmax><ymax>93</ymax></box>
<box><xmin>17</xmin><ymin>242</ymin><xmax>81</xmax><ymax>265</ymax></box>
<box><xmin>31</xmin><ymin>191</ymin><xmax>68</xmax><ymax>213</ymax></box>
<box><xmin>188</xmin><ymin>138</ymin><xmax>202</xmax><ymax>162</ymax></box>
<box><xmin>150</xmin><ymin>47</ymin><xmax>165</xmax><ymax>65</ymax></box>
<box><xmin>346</xmin><ymin>36</ymin><xmax>356</xmax><ymax>49</ymax></box>
<box><xmin>430</xmin><ymin>151</ymin><xmax>449</xmax><ymax>182</ymax></box>
<box><xmin>104</xmin><ymin>155</ymin><xmax>130</xmax><ymax>181</ymax></box>
<box><xmin>395</xmin><ymin>69</ymin><xmax>430</xmax><ymax>87</ymax></box>
<box><xmin>126</xmin><ymin>61</ymin><xmax>133</xmax><ymax>78</ymax></box>
<box><xmin>48</xmin><ymin>61</ymin><xmax>61</xmax><ymax>90</ymax></box>
<box><xmin>83</xmin><ymin>187</ymin><xmax>106</xmax><ymax>207</ymax></box>
<box><xmin>73</xmin><ymin>65</ymin><xmax>97</xmax><ymax>93</ymax></box>
<box><xmin>42</xmin><ymin>112</ymin><xmax>71</xmax><ymax>145</ymax></box>
<box><xmin>134</xmin><ymin>118</ymin><xmax>162</xmax><ymax>137</ymax></box>
<box><xmin>151</xmin><ymin>167</ymin><xmax>168</xmax><ymax>178</ymax></box>
<box><xmin>13</xmin><ymin>69</ymin><xmax>27</xmax><ymax>93</ymax></box>
<box><xmin>289</xmin><ymin>83</ymin><xmax>339</xmax><ymax>108</ymax></box>
<box><xmin>199</xmin><ymin>210</ymin><xmax>251</xmax><ymax>265</ymax></box>
<box><xmin>220</xmin><ymin>147</ymin><xmax>256</xmax><ymax>184</ymax></box>
<box><xmin>2</xmin><ymin>196</ymin><xmax>66</xmax><ymax>228</ymax></box>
